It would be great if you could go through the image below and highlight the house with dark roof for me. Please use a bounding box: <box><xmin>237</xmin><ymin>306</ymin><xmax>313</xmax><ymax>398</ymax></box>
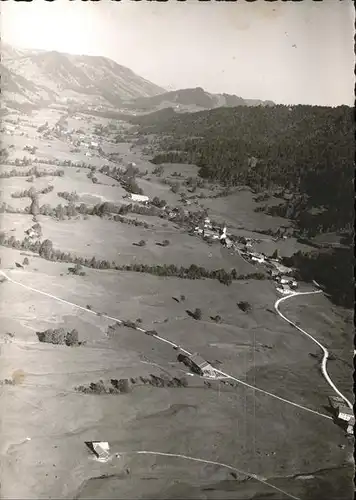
<box><xmin>329</xmin><ymin>396</ymin><xmax>355</xmax><ymax>435</ymax></box>
<box><xmin>188</xmin><ymin>353</ymin><xmax>217</xmax><ymax>378</ymax></box>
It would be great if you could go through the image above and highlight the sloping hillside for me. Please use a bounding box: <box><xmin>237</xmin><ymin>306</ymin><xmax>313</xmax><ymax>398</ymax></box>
<box><xmin>126</xmin><ymin>87</ymin><xmax>275</xmax><ymax>111</ymax></box>
<box><xmin>1</xmin><ymin>43</ymin><xmax>165</xmax><ymax>108</ymax></box>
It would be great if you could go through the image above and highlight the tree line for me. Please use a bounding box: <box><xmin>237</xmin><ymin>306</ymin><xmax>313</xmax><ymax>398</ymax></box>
<box><xmin>0</xmin><ymin>232</ymin><xmax>267</xmax><ymax>285</ymax></box>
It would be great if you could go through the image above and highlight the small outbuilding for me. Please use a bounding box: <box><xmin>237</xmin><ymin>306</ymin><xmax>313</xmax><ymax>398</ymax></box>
<box><xmin>181</xmin><ymin>353</ymin><xmax>217</xmax><ymax>378</ymax></box>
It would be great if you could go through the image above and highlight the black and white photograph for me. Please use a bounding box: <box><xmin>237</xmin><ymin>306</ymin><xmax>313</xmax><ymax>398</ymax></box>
<box><xmin>0</xmin><ymin>1</ymin><xmax>354</xmax><ymax>499</ymax></box>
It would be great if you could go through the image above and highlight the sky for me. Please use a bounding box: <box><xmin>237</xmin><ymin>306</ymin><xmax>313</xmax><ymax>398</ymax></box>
<box><xmin>1</xmin><ymin>0</ymin><xmax>354</xmax><ymax>106</ymax></box>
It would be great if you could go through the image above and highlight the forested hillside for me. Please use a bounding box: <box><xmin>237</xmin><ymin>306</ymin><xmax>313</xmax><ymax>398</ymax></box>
<box><xmin>139</xmin><ymin>105</ymin><xmax>353</xmax><ymax>236</ymax></box>
<box><xmin>136</xmin><ymin>104</ymin><xmax>354</xmax><ymax>307</ymax></box>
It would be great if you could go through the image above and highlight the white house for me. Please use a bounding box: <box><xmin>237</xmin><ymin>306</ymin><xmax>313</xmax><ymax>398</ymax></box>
<box><xmin>276</xmin><ymin>284</ymin><xmax>293</xmax><ymax>295</ymax></box>
<box><xmin>204</xmin><ymin>217</ymin><xmax>212</xmax><ymax>229</ymax></box>
<box><xmin>85</xmin><ymin>441</ymin><xmax>111</xmax><ymax>462</ymax></box>
<box><xmin>204</xmin><ymin>230</ymin><xmax>219</xmax><ymax>240</ymax></box>
<box><xmin>329</xmin><ymin>396</ymin><xmax>355</xmax><ymax>435</ymax></box>
<box><xmin>125</xmin><ymin>193</ymin><xmax>149</xmax><ymax>204</ymax></box>
<box><xmin>219</xmin><ymin>226</ymin><xmax>227</xmax><ymax>241</ymax></box>
<box><xmin>279</xmin><ymin>276</ymin><xmax>298</xmax><ymax>289</ymax></box>
<box><xmin>251</xmin><ymin>253</ymin><xmax>265</xmax><ymax>264</ymax></box>
<box><xmin>225</xmin><ymin>237</ymin><xmax>233</xmax><ymax>249</ymax></box>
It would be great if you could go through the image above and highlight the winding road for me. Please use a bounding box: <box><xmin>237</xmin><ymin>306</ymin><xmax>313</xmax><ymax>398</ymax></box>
<box><xmin>274</xmin><ymin>290</ymin><xmax>353</xmax><ymax>410</ymax></box>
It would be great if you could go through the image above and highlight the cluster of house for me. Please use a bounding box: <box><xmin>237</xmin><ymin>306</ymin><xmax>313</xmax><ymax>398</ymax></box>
<box><xmin>232</xmin><ymin>236</ymin><xmax>297</xmax><ymax>294</ymax></box>
<box><xmin>329</xmin><ymin>396</ymin><xmax>355</xmax><ymax>435</ymax></box>
<box><xmin>3</xmin><ymin>124</ymin><xmax>19</xmax><ymax>135</ymax></box>
<box><xmin>37</xmin><ymin>121</ymin><xmax>102</xmax><ymax>158</ymax></box>
<box><xmin>194</xmin><ymin>218</ymin><xmax>233</xmax><ymax>248</ymax></box>
<box><xmin>193</xmin><ymin>221</ymin><xmax>298</xmax><ymax>294</ymax></box>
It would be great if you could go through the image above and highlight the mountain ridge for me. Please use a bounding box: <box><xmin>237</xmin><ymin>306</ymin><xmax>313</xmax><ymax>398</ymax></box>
<box><xmin>1</xmin><ymin>43</ymin><xmax>165</xmax><ymax>108</ymax></box>
<box><xmin>1</xmin><ymin>43</ymin><xmax>275</xmax><ymax>112</ymax></box>
<box><xmin>125</xmin><ymin>86</ymin><xmax>275</xmax><ymax>111</ymax></box>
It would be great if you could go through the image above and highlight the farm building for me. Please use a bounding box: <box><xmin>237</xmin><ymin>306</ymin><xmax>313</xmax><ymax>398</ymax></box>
<box><xmin>250</xmin><ymin>253</ymin><xmax>266</xmax><ymax>264</ymax></box>
<box><xmin>85</xmin><ymin>441</ymin><xmax>111</xmax><ymax>461</ymax></box>
<box><xmin>204</xmin><ymin>218</ymin><xmax>212</xmax><ymax>229</ymax></box>
<box><xmin>221</xmin><ymin>237</ymin><xmax>233</xmax><ymax>249</ymax></box>
<box><xmin>189</xmin><ymin>354</ymin><xmax>217</xmax><ymax>378</ymax></box>
<box><xmin>178</xmin><ymin>353</ymin><xmax>217</xmax><ymax>378</ymax></box>
<box><xmin>268</xmin><ymin>268</ymin><xmax>281</xmax><ymax>278</ymax></box>
<box><xmin>276</xmin><ymin>284</ymin><xmax>293</xmax><ymax>295</ymax></box>
<box><xmin>203</xmin><ymin>229</ymin><xmax>220</xmax><ymax>240</ymax></box>
<box><xmin>329</xmin><ymin>396</ymin><xmax>355</xmax><ymax>435</ymax></box>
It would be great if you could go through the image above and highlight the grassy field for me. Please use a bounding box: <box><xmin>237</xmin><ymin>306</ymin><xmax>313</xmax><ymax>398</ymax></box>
<box><xmin>0</xmin><ymin>109</ymin><xmax>353</xmax><ymax>500</ymax></box>
<box><xmin>0</xmin><ymin>252</ymin><xmax>353</xmax><ymax>499</ymax></box>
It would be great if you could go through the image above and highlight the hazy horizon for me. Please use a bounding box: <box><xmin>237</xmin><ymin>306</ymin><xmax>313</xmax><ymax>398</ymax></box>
<box><xmin>1</xmin><ymin>0</ymin><xmax>354</xmax><ymax>106</ymax></box>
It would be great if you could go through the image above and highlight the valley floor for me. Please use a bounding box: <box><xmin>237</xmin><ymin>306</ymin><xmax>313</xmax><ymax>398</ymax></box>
<box><xmin>0</xmin><ymin>107</ymin><xmax>354</xmax><ymax>500</ymax></box>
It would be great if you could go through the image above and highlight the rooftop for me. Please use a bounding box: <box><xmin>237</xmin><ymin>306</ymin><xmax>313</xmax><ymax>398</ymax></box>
<box><xmin>189</xmin><ymin>353</ymin><xmax>211</xmax><ymax>369</ymax></box>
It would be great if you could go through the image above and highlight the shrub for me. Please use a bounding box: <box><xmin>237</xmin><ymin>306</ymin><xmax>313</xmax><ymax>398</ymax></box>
<box><xmin>117</xmin><ymin>378</ymin><xmax>131</xmax><ymax>393</ymax></box>
<box><xmin>152</xmin><ymin>165</ymin><xmax>164</xmax><ymax>176</ymax></box>
<box><xmin>237</xmin><ymin>301</ymin><xmax>252</xmax><ymax>312</ymax></box>
<box><xmin>171</xmin><ymin>182</ymin><xmax>180</xmax><ymax>194</ymax></box>
<box><xmin>145</xmin><ymin>329</ymin><xmax>158</xmax><ymax>336</ymax></box>
<box><xmin>122</xmin><ymin>319</ymin><xmax>137</xmax><ymax>329</ymax></box>
<box><xmin>65</xmin><ymin>329</ymin><xmax>79</xmax><ymax>346</ymax></box>
<box><xmin>192</xmin><ymin>308</ymin><xmax>202</xmax><ymax>320</ymax></box>
<box><xmin>36</xmin><ymin>327</ymin><xmax>81</xmax><ymax>346</ymax></box>
<box><xmin>58</xmin><ymin>191</ymin><xmax>79</xmax><ymax>203</ymax></box>
<box><xmin>136</xmin><ymin>239</ymin><xmax>146</xmax><ymax>247</ymax></box>
<box><xmin>39</xmin><ymin>239</ymin><xmax>53</xmax><ymax>259</ymax></box>
<box><xmin>152</xmin><ymin>196</ymin><xmax>166</xmax><ymax>208</ymax></box>
<box><xmin>29</xmin><ymin>196</ymin><xmax>40</xmax><ymax>216</ymax></box>
<box><xmin>125</xmin><ymin>178</ymin><xmax>143</xmax><ymax>195</ymax></box>
<box><xmin>36</xmin><ymin>328</ymin><xmax>66</xmax><ymax>345</ymax></box>
<box><xmin>68</xmin><ymin>263</ymin><xmax>83</xmax><ymax>275</ymax></box>
<box><xmin>23</xmin><ymin>257</ymin><xmax>29</xmax><ymax>266</ymax></box>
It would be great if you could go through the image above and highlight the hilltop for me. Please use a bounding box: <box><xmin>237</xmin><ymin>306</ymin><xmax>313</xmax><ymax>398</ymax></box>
<box><xmin>1</xmin><ymin>43</ymin><xmax>165</xmax><ymax>108</ymax></box>
<box><xmin>124</xmin><ymin>87</ymin><xmax>275</xmax><ymax>112</ymax></box>
<box><xmin>1</xmin><ymin>44</ymin><xmax>275</xmax><ymax>114</ymax></box>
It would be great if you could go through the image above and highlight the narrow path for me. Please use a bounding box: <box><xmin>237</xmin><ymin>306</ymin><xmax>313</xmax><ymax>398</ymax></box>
<box><xmin>274</xmin><ymin>290</ymin><xmax>353</xmax><ymax>410</ymax></box>
<box><xmin>114</xmin><ymin>450</ymin><xmax>301</xmax><ymax>500</ymax></box>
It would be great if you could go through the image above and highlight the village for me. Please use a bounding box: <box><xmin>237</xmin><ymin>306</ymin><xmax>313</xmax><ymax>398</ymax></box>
<box><xmin>193</xmin><ymin>216</ymin><xmax>299</xmax><ymax>296</ymax></box>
